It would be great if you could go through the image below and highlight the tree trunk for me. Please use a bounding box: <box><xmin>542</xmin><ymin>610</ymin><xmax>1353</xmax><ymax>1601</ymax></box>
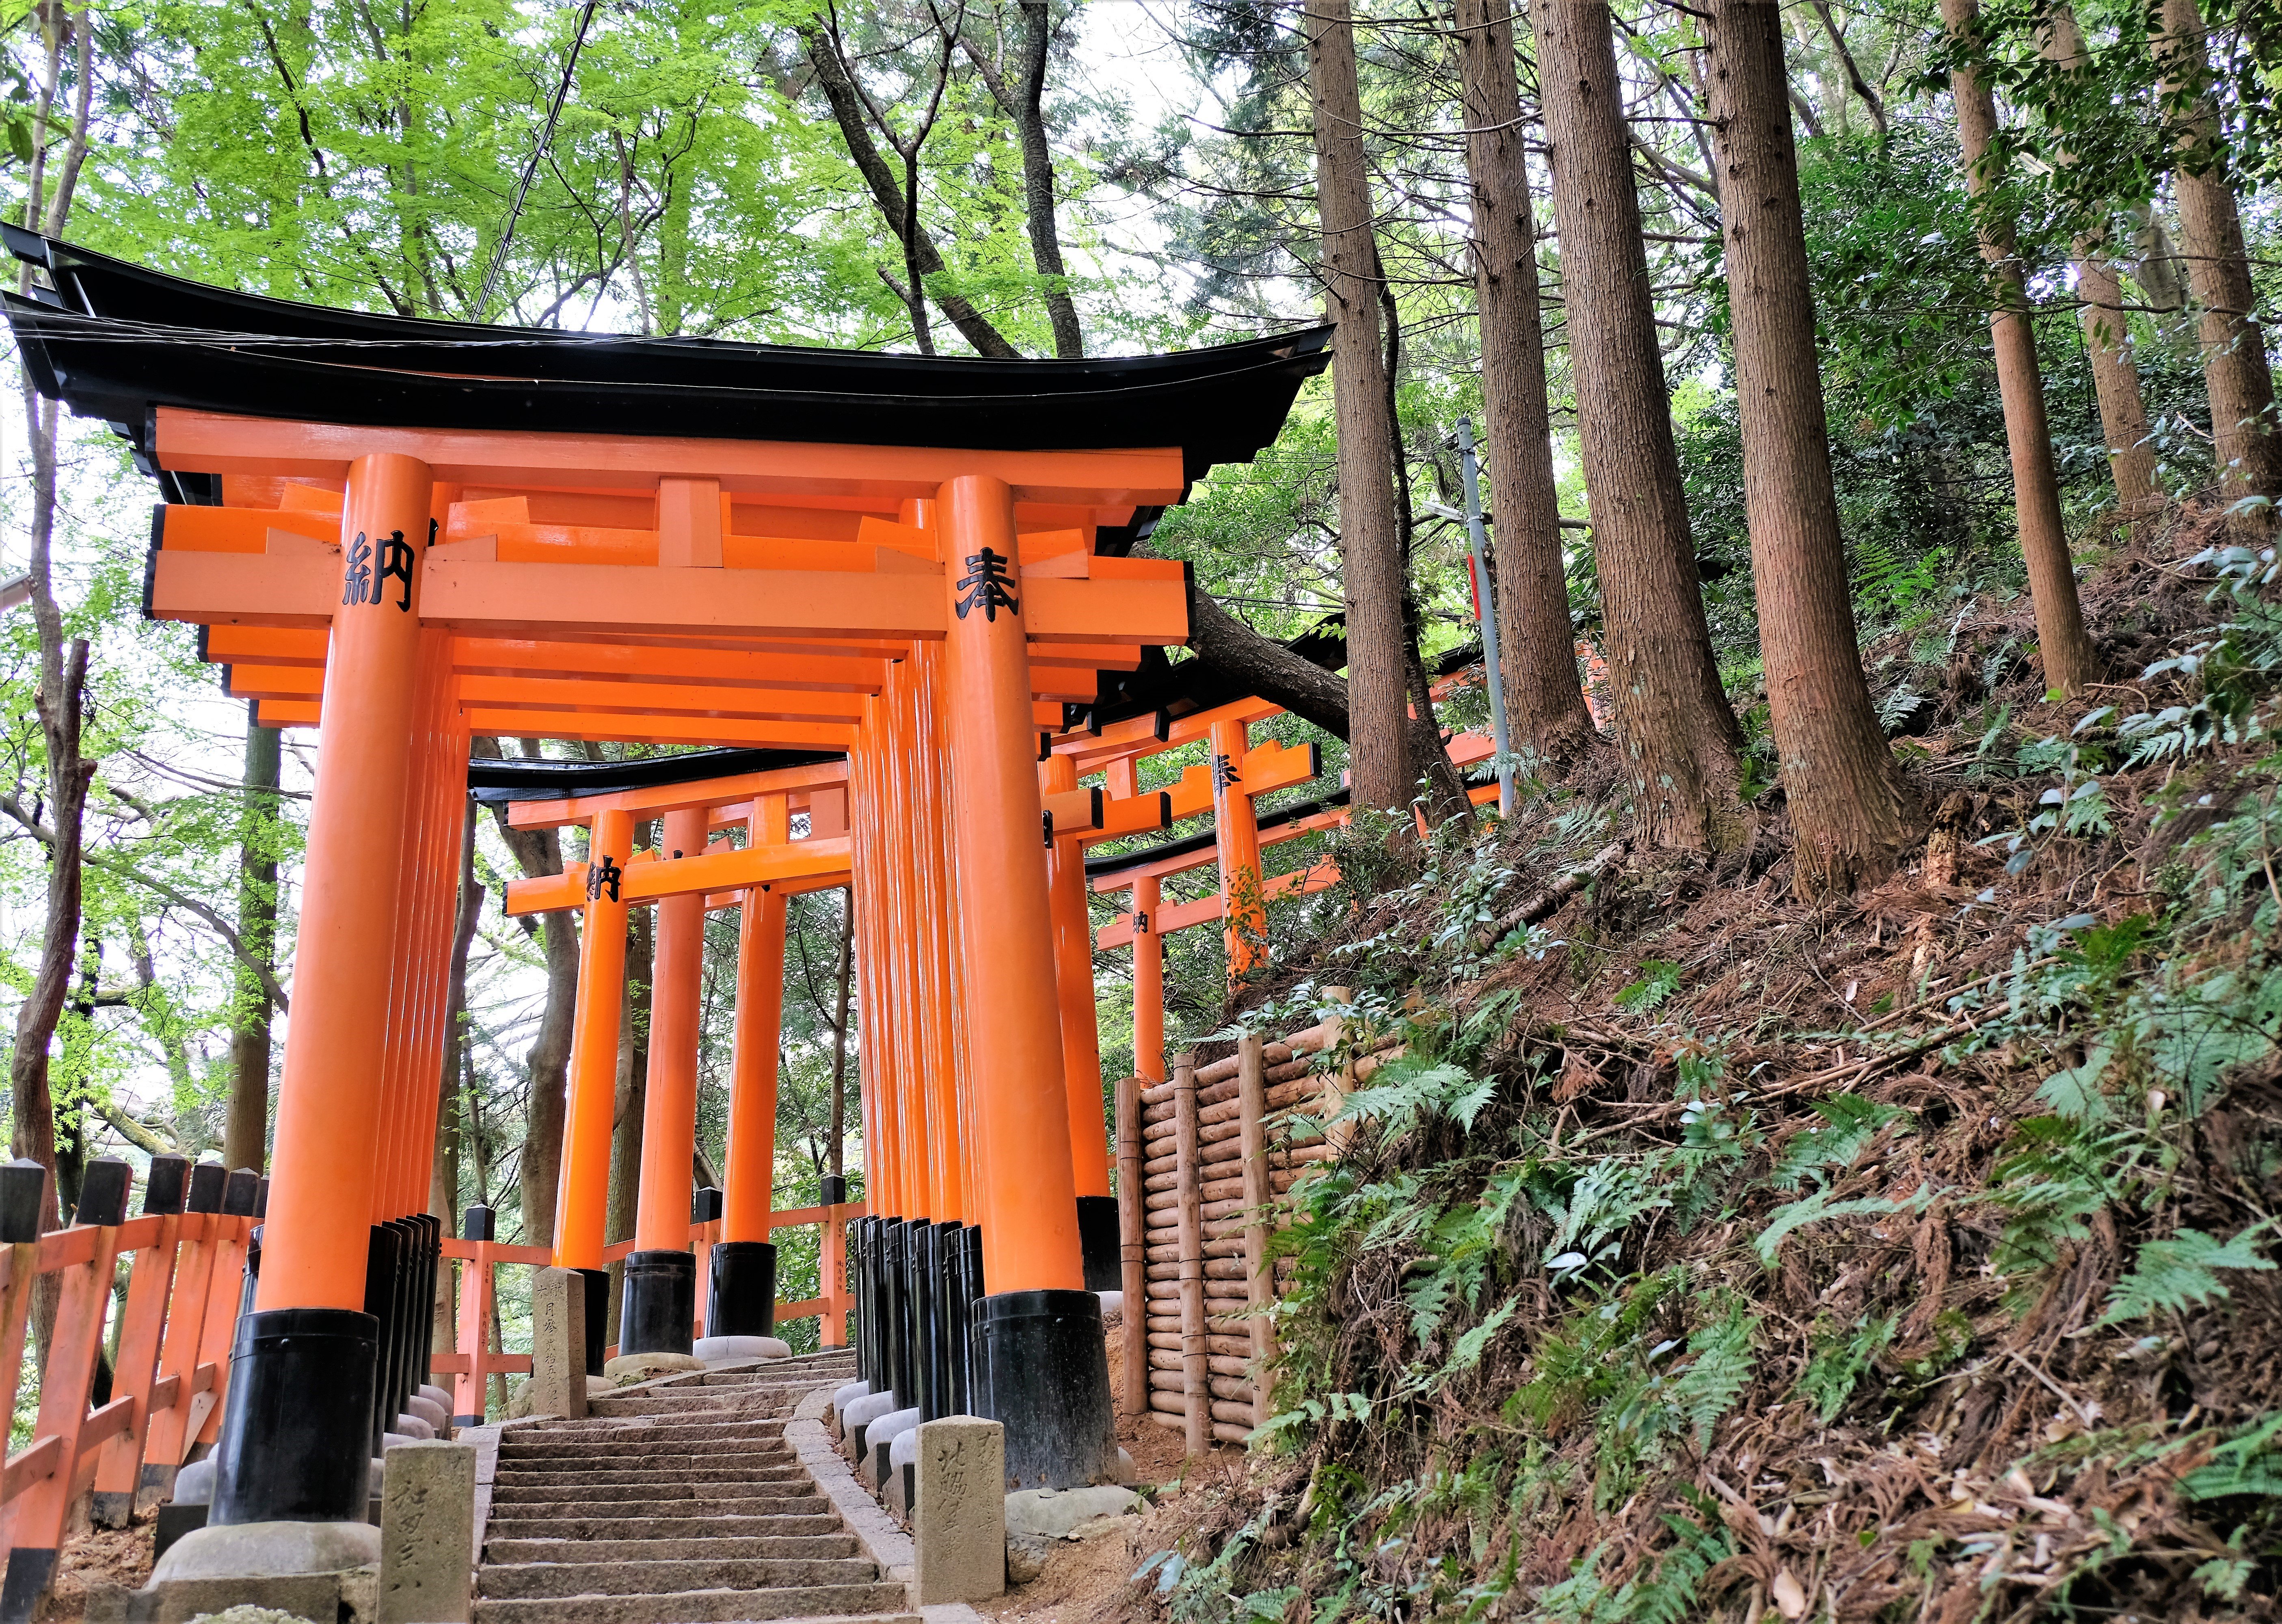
<box><xmin>432</xmin><ymin>802</ymin><xmax>482</xmax><ymax>1352</ymax></box>
<box><xmin>1705</xmin><ymin>0</ymin><xmax>1919</xmax><ymax>894</ymax></box>
<box><xmin>2038</xmin><ymin>8</ymin><xmax>2159</xmax><ymax>517</ymax></box>
<box><xmin>1305</xmin><ymin>0</ymin><xmax>1412</xmax><ymax>813</ymax></box>
<box><xmin>225</xmin><ymin>709</ymin><xmax>281</xmax><ymax>1172</ymax></box>
<box><xmin>1535</xmin><ymin>0</ymin><xmax>1745</xmax><ymax>851</ymax></box>
<box><xmin>1184</xmin><ymin>579</ymin><xmax>1354</xmax><ymax>739</ymax></box>
<box><xmin>1941</xmin><ymin>0</ymin><xmax>2100</xmax><ymax>694</ymax></box>
<box><xmin>829</xmin><ymin>888</ymin><xmax>853</xmax><ymax>1182</ymax></box>
<box><xmin>1456</xmin><ymin>0</ymin><xmax>1599</xmax><ymax>766</ymax></box>
<box><xmin>2155</xmin><ymin>0</ymin><xmax>2282</xmax><ymax>518</ymax></box>
<box><xmin>473</xmin><ymin>738</ymin><xmax>579</xmax><ymax>1250</ymax></box>
<box><xmin>11</xmin><ymin>1</ymin><xmax>95</xmax><ymax>1358</ymax></box>
<box><xmin>1013</xmin><ymin>0</ymin><xmax>1082</xmax><ymax>356</ymax></box>
<box><xmin>604</xmin><ymin>894</ymin><xmax>653</xmax><ymax>1345</ymax></box>
<box><xmin>801</xmin><ymin>23</ymin><xmax>1024</xmax><ymax>359</ymax></box>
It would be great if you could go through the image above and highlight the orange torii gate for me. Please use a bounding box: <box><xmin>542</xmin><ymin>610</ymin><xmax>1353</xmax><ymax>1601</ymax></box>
<box><xmin>4</xmin><ymin>230</ymin><xmax>1329</xmax><ymax>1548</ymax></box>
<box><xmin>496</xmin><ymin>758</ymin><xmax>857</xmax><ymax>1374</ymax></box>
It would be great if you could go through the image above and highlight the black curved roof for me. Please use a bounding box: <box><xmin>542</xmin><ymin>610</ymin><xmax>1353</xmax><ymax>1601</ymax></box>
<box><xmin>467</xmin><ymin>746</ymin><xmax>841</xmax><ymax>806</ymax></box>
<box><xmin>2</xmin><ymin>231</ymin><xmax>1331</xmax><ymax>484</ymax></box>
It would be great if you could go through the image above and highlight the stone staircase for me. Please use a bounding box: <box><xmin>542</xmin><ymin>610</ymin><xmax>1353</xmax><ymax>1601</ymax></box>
<box><xmin>476</xmin><ymin>1351</ymin><xmax>912</xmax><ymax>1624</ymax></box>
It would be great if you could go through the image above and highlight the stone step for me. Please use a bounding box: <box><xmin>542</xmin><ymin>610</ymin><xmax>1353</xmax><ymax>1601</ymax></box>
<box><xmin>587</xmin><ymin>1397</ymin><xmax>759</xmax><ymax>1417</ymax></box>
<box><xmin>486</xmin><ymin>1493</ymin><xmax>830</xmax><ymax>1522</ymax></box>
<box><xmin>490</xmin><ymin>1479</ymin><xmax>809</xmax><ymax>1506</ymax></box>
<box><xmin>505</xmin><ymin>1422</ymin><xmax>788</xmax><ymax>1450</ymax></box>
<box><xmin>483</xmin><ymin>1514</ymin><xmax>842</xmax><ymax>1544</ymax></box>
<box><xmin>483</xmin><ymin>1534</ymin><xmax>859</xmax><ymax>1566</ymax></box>
<box><xmin>494</xmin><ymin>1459</ymin><xmax>804</xmax><ymax>1482</ymax></box>
<box><xmin>471</xmin><ymin>1582</ymin><xmax>913</xmax><ymax>1624</ymax></box>
<box><xmin>480</xmin><ymin>1556</ymin><xmax>881</xmax><ymax>1599</ymax></box>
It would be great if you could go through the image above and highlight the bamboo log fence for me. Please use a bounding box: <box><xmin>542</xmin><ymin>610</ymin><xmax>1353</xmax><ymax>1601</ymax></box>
<box><xmin>1113</xmin><ymin>995</ymin><xmax>1401</xmax><ymax>1447</ymax></box>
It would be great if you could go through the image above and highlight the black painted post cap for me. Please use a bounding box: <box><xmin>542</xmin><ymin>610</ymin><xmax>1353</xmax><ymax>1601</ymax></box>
<box><xmin>462</xmin><ymin>1205</ymin><xmax>495</xmax><ymax>1243</ymax></box>
<box><xmin>820</xmin><ymin>1175</ymin><xmax>847</xmax><ymax>1207</ymax></box>
<box><xmin>76</xmin><ymin>1158</ymin><xmax>132</xmax><ymax>1227</ymax></box>
<box><xmin>143</xmin><ymin>1154</ymin><xmax>189</xmax><ymax>1216</ymax></box>
<box><xmin>253</xmin><ymin>1177</ymin><xmax>268</xmax><ymax>1220</ymax></box>
<box><xmin>692</xmin><ymin>1186</ymin><xmax>723</xmax><ymax>1224</ymax></box>
<box><xmin>221</xmin><ymin>1169</ymin><xmax>259</xmax><ymax>1217</ymax></box>
<box><xmin>0</xmin><ymin>1160</ymin><xmax>45</xmax><ymax>1244</ymax></box>
<box><xmin>186</xmin><ymin>1161</ymin><xmax>227</xmax><ymax>1214</ymax></box>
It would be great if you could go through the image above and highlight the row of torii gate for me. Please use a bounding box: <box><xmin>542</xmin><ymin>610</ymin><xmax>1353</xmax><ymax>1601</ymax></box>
<box><xmin>0</xmin><ymin>233</ymin><xmax>1392</xmax><ymax>1519</ymax></box>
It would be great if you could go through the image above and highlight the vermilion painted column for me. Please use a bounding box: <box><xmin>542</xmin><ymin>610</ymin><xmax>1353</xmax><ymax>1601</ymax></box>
<box><xmin>1211</xmin><ymin>717</ymin><xmax>1268</xmax><ymax>978</ymax></box>
<box><xmin>623</xmin><ymin>804</ymin><xmax>708</xmax><ymax>1354</ymax></box>
<box><xmin>554</xmin><ymin>806</ymin><xmax>631</xmax><ymax>1373</ymax></box>
<box><xmin>1042</xmin><ymin>754</ymin><xmax>1118</xmax><ymax>1292</ymax></box>
<box><xmin>1131</xmin><ymin>874</ymin><xmax>1167</xmax><ymax>1084</ymax></box>
<box><xmin>713</xmin><ymin>795</ymin><xmax>788</xmax><ymax>1338</ymax></box>
<box><xmin>937</xmin><ymin>473</ymin><xmax>1115</xmax><ymax>1489</ymax></box>
<box><xmin>214</xmin><ymin>451</ymin><xmax>432</xmax><ymax>1530</ymax></box>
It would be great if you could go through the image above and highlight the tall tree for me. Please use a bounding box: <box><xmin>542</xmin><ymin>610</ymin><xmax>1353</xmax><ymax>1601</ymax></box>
<box><xmin>9</xmin><ymin>1</ymin><xmax>96</xmax><ymax>1278</ymax></box>
<box><xmin>475</xmin><ymin>738</ymin><xmax>580</xmax><ymax>1249</ymax></box>
<box><xmin>1704</xmin><ymin>0</ymin><xmax>1919</xmax><ymax>892</ymax></box>
<box><xmin>1305</xmin><ymin>0</ymin><xmax>1413</xmax><ymax>812</ymax></box>
<box><xmin>1455</xmin><ymin>0</ymin><xmax>1599</xmax><ymax>767</ymax></box>
<box><xmin>801</xmin><ymin>9</ymin><xmax>1025</xmax><ymax>357</ymax></box>
<box><xmin>2155</xmin><ymin>0</ymin><xmax>2282</xmax><ymax>518</ymax></box>
<box><xmin>956</xmin><ymin>0</ymin><xmax>1084</xmax><ymax>356</ymax></box>
<box><xmin>2039</xmin><ymin>6</ymin><xmax>2159</xmax><ymax>516</ymax></box>
<box><xmin>1939</xmin><ymin>0</ymin><xmax>2099</xmax><ymax>693</ymax></box>
<box><xmin>225</xmin><ymin>710</ymin><xmax>281</xmax><ymax>1172</ymax></box>
<box><xmin>1535</xmin><ymin>0</ymin><xmax>1745</xmax><ymax>851</ymax></box>
<box><xmin>431</xmin><ymin>803</ymin><xmax>482</xmax><ymax>1351</ymax></box>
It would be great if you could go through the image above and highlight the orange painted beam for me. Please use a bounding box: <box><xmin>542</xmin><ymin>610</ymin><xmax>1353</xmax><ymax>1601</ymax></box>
<box><xmin>505</xmin><ymin>836</ymin><xmax>853</xmax><ymax>914</ymax></box>
<box><xmin>452</xmin><ymin>639</ymin><xmax>889</xmax><ymax>694</ymax></box>
<box><xmin>1049</xmin><ymin>695</ymin><xmax>1281</xmax><ymax>771</ymax></box>
<box><xmin>1096</xmin><ymin>860</ymin><xmax>1340</xmax><ymax>948</ymax></box>
<box><xmin>1063</xmin><ymin>790</ymin><xmax>1173</xmax><ymax>847</ymax></box>
<box><xmin>1093</xmin><ymin>803</ymin><xmax>1350</xmax><ymax>890</ymax></box>
<box><xmin>205</xmin><ymin>625</ymin><xmax>328</xmax><ymax>666</ymax></box>
<box><xmin>505</xmin><ymin>760</ymin><xmax>848</xmax><ymax>831</ymax></box>
<box><xmin>1163</xmin><ymin>739</ymin><xmax>1320</xmax><ymax>821</ymax></box>
<box><xmin>153</xmin><ymin>409</ymin><xmax>1189</xmax><ymax>507</ymax></box>
<box><xmin>456</xmin><ymin>674</ymin><xmax>870</xmax><ymax>723</ymax></box>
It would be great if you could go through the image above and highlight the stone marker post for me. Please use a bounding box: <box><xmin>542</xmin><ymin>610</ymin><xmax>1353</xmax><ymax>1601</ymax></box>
<box><xmin>378</xmin><ymin>1440</ymin><xmax>476</xmax><ymax>1624</ymax></box>
<box><xmin>914</xmin><ymin>1417</ymin><xmax>1007</xmax><ymax>1604</ymax></box>
<box><xmin>532</xmin><ymin>1266</ymin><xmax>589</xmax><ymax>1420</ymax></box>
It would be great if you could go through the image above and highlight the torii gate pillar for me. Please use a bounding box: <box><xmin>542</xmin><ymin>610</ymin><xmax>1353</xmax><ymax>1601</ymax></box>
<box><xmin>210</xmin><ymin>453</ymin><xmax>431</xmax><ymax>1529</ymax></box>
<box><xmin>938</xmin><ymin>475</ymin><xmax>1115</xmax><ymax>1490</ymax></box>
<box><xmin>715</xmin><ymin>795</ymin><xmax>790</xmax><ymax>1336</ymax></box>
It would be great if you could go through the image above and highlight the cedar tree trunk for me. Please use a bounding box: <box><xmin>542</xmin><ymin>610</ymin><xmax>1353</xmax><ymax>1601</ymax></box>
<box><xmin>1457</xmin><ymin>0</ymin><xmax>1599</xmax><ymax>765</ymax></box>
<box><xmin>604</xmin><ymin>894</ymin><xmax>654</xmax><ymax>1343</ymax></box>
<box><xmin>1535</xmin><ymin>0</ymin><xmax>1745</xmax><ymax>851</ymax></box>
<box><xmin>2040</xmin><ymin>8</ymin><xmax>2159</xmax><ymax>516</ymax></box>
<box><xmin>1941</xmin><ymin>0</ymin><xmax>2100</xmax><ymax>693</ymax></box>
<box><xmin>1705</xmin><ymin>0</ymin><xmax>1919</xmax><ymax>892</ymax></box>
<box><xmin>431</xmin><ymin>801</ymin><xmax>482</xmax><ymax>1348</ymax></box>
<box><xmin>1305</xmin><ymin>0</ymin><xmax>1413</xmax><ymax>812</ymax></box>
<box><xmin>225</xmin><ymin>710</ymin><xmax>281</xmax><ymax>1172</ymax></box>
<box><xmin>2155</xmin><ymin>0</ymin><xmax>2282</xmax><ymax>516</ymax></box>
<box><xmin>474</xmin><ymin>738</ymin><xmax>579</xmax><ymax>1249</ymax></box>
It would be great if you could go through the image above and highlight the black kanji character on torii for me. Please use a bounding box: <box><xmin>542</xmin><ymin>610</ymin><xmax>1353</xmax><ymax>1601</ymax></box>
<box><xmin>1212</xmin><ymin>752</ymin><xmax>1243</xmax><ymax>791</ymax></box>
<box><xmin>374</xmin><ymin>530</ymin><xmax>416</xmax><ymax>612</ymax></box>
<box><xmin>340</xmin><ymin>533</ymin><xmax>373</xmax><ymax>607</ymax></box>
<box><xmin>586</xmin><ymin>855</ymin><xmax>624</xmax><ymax>903</ymax></box>
<box><xmin>953</xmin><ymin>547</ymin><xmax>1020</xmax><ymax>622</ymax></box>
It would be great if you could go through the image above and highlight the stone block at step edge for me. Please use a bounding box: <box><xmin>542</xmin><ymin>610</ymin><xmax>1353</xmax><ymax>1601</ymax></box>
<box><xmin>377</xmin><ymin>1440</ymin><xmax>476</xmax><ymax>1624</ymax></box>
<box><xmin>602</xmin><ymin>1351</ymin><xmax>705</xmax><ymax>1382</ymax></box>
<box><xmin>915</xmin><ymin>1416</ymin><xmax>1006</xmax><ymax>1605</ymax></box>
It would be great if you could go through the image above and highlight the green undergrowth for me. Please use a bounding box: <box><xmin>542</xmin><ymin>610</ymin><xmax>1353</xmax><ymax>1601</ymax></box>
<box><xmin>1138</xmin><ymin>540</ymin><xmax>2282</xmax><ymax>1624</ymax></box>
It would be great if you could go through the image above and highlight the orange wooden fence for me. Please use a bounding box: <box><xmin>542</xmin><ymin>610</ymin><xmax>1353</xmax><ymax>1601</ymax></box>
<box><xmin>0</xmin><ymin>1177</ymin><xmax>860</xmax><ymax>1577</ymax></box>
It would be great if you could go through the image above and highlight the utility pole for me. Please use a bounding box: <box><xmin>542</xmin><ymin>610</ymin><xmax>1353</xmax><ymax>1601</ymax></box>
<box><xmin>1423</xmin><ymin>419</ymin><xmax>1512</xmax><ymax>815</ymax></box>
